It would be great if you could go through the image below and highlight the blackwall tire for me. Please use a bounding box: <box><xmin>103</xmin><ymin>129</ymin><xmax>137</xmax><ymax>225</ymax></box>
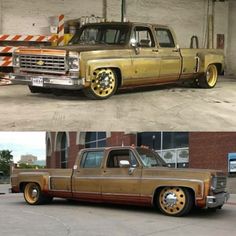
<box><xmin>157</xmin><ymin>187</ymin><xmax>194</xmax><ymax>217</ymax></box>
<box><xmin>198</xmin><ymin>64</ymin><xmax>218</xmax><ymax>88</ymax></box>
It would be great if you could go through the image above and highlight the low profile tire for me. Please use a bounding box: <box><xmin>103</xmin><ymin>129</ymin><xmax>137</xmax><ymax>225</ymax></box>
<box><xmin>24</xmin><ymin>182</ymin><xmax>51</xmax><ymax>205</ymax></box>
<box><xmin>157</xmin><ymin>187</ymin><xmax>194</xmax><ymax>217</ymax></box>
<box><xmin>28</xmin><ymin>85</ymin><xmax>51</xmax><ymax>94</ymax></box>
<box><xmin>83</xmin><ymin>68</ymin><xmax>118</xmax><ymax>100</ymax></box>
<box><xmin>198</xmin><ymin>64</ymin><xmax>218</xmax><ymax>88</ymax></box>
<box><xmin>28</xmin><ymin>85</ymin><xmax>41</xmax><ymax>93</ymax></box>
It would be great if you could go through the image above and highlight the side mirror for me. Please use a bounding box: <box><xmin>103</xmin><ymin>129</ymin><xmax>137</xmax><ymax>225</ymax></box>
<box><xmin>119</xmin><ymin>160</ymin><xmax>130</xmax><ymax>168</ymax></box>
<box><xmin>130</xmin><ymin>38</ymin><xmax>138</xmax><ymax>48</ymax></box>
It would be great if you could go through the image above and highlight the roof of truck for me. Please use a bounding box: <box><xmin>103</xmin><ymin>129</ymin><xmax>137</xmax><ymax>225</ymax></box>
<box><xmin>82</xmin><ymin>21</ymin><xmax>169</xmax><ymax>29</ymax></box>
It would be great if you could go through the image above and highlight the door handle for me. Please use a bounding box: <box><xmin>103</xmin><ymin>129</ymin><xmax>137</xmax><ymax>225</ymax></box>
<box><xmin>152</xmin><ymin>49</ymin><xmax>159</xmax><ymax>52</ymax></box>
<box><xmin>128</xmin><ymin>168</ymin><xmax>135</xmax><ymax>175</ymax></box>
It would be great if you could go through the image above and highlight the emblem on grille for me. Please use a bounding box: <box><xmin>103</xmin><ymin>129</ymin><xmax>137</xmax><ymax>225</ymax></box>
<box><xmin>36</xmin><ymin>60</ymin><xmax>45</xmax><ymax>66</ymax></box>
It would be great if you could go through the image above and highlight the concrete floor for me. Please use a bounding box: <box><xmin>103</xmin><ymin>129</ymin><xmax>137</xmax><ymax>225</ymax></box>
<box><xmin>0</xmin><ymin>76</ymin><xmax>236</xmax><ymax>131</ymax></box>
<box><xmin>0</xmin><ymin>184</ymin><xmax>236</xmax><ymax>236</ymax></box>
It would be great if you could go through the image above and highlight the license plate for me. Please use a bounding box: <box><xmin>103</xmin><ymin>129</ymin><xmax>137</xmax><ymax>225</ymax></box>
<box><xmin>32</xmin><ymin>77</ymin><xmax>43</xmax><ymax>87</ymax></box>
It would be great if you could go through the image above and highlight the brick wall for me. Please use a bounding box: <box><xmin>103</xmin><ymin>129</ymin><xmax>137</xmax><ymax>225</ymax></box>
<box><xmin>106</xmin><ymin>132</ymin><xmax>136</xmax><ymax>146</ymax></box>
<box><xmin>189</xmin><ymin>132</ymin><xmax>236</xmax><ymax>172</ymax></box>
<box><xmin>46</xmin><ymin>131</ymin><xmax>136</xmax><ymax>168</ymax></box>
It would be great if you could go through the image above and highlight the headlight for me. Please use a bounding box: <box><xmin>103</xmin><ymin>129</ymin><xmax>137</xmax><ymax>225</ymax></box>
<box><xmin>67</xmin><ymin>51</ymin><xmax>79</xmax><ymax>72</ymax></box>
<box><xmin>13</xmin><ymin>54</ymin><xmax>20</xmax><ymax>67</ymax></box>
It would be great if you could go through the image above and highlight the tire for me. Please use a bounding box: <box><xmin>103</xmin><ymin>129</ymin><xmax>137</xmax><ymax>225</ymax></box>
<box><xmin>28</xmin><ymin>85</ymin><xmax>40</xmax><ymax>93</ymax></box>
<box><xmin>157</xmin><ymin>187</ymin><xmax>194</xmax><ymax>217</ymax></box>
<box><xmin>23</xmin><ymin>182</ymin><xmax>51</xmax><ymax>205</ymax></box>
<box><xmin>198</xmin><ymin>64</ymin><xmax>218</xmax><ymax>88</ymax></box>
<box><xmin>28</xmin><ymin>85</ymin><xmax>51</xmax><ymax>94</ymax></box>
<box><xmin>83</xmin><ymin>68</ymin><xmax>118</xmax><ymax>100</ymax></box>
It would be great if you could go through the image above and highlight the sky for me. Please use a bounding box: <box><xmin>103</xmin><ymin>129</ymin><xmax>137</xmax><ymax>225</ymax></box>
<box><xmin>0</xmin><ymin>132</ymin><xmax>46</xmax><ymax>162</ymax></box>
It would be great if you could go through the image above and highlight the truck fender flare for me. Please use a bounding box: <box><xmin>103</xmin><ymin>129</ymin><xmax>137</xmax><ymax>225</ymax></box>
<box><xmin>152</xmin><ymin>185</ymin><xmax>196</xmax><ymax>206</ymax></box>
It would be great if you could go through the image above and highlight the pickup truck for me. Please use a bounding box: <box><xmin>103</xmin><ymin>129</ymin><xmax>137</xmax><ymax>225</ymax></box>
<box><xmin>10</xmin><ymin>146</ymin><xmax>229</xmax><ymax>216</ymax></box>
<box><xmin>10</xmin><ymin>22</ymin><xmax>224</xmax><ymax>99</ymax></box>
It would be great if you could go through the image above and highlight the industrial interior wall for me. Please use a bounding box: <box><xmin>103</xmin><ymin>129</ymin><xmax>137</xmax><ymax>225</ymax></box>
<box><xmin>0</xmin><ymin>0</ymin><xmax>103</xmax><ymax>35</ymax></box>
<box><xmin>227</xmin><ymin>0</ymin><xmax>236</xmax><ymax>75</ymax></box>
<box><xmin>0</xmin><ymin>0</ymin><xmax>2</xmax><ymax>33</ymax></box>
<box><xmin>0</xmin><ymin>0</ymin><xmax>233</xmax><ymax>74</ymax></box>
<box><xmin>107</xmin><ymin>0</ymin><xmax>229</xmax><ymax>49</ymax></box>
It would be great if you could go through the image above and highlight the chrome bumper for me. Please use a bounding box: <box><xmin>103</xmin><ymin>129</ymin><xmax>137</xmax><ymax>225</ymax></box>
<box><xmin>206</xmin><ymin>192</ymin><xmax>230</xmax><ymax>208</ymax></box>
<box><xmin>10</xmin><ymin>73</ymin><xmax>85</xmax><ymax>90</ymax></box>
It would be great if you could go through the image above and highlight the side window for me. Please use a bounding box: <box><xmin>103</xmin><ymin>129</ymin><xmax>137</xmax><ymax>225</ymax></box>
<box><xmin>80</xmin><ymin>151</ymin><xmax>104</xmax><ymax>168</ymax></box>
<box><xmin>107</xmin><ymin>150</ymin><xmax>138</xmax><ymax>168</ymax></box>
<box><xmin>155</xmin><ymin>28</ymin><xmax>175</xmax><ymax>48</ymax></box>
<box><xmin>133</xmin><ymin>26</ymin><xmax>155</xmax><ymax>48</ymax></box>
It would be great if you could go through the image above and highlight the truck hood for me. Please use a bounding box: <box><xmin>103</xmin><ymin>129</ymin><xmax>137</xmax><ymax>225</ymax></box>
<box><xmin>15</xmin><ymin>44</ymin><xmax>129</xmax><ymax>56</ymax></box>
<box><xmin>44</xmin><ymin>44</ymin><xmax>128</xmax><ymax>53</ymax></box>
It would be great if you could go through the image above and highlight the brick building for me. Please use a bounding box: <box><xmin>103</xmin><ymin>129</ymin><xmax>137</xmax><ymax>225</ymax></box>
<box><xmin>46</xmin><ymin>132</ymin><xmax>236</xmax><ymax>174</ymax></box>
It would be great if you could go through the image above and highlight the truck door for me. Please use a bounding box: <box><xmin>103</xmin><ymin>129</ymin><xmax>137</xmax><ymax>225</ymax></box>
<box><xmin>101</xmin><ymin>148</ymin><xmax>142</xmax><ymax>204</ymax></box>
<box><xmin>155</xmin><ymin>28</ymin><xmax>181</xmax><ymax>82</ymax></box>
<box><xmin>129</xmin><ymin>26</ymin><xmax>161</xmax><ymax>85</ymax></box>
<box><xmin>72</xmin><ymin>150</ymin><xmax>104</xmax><ymax>201</ymax></box>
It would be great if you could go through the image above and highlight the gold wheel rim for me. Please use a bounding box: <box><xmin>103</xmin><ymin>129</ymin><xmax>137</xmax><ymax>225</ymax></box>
<box><xmin>91</xmin><ymin>69</ymin><xmax>116</xmax><ymax>97</ymax></box>
<box><xmin>25</xmin><ymin>183</ymin><xmax>39</xmax><ymax>204</ymax></box>
<box><xmin>159</xmin><ymin>187</ymin><xmax>186</xmax><ymax>215</ymax></box>
<box><xmin>206</xmin><ymin>65</ymin><xmax>217</xmax><ymax>87</ymax></box>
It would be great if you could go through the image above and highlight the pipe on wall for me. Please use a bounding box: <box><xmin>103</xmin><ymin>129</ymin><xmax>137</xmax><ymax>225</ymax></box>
<box><xmin>103</xmin><ymin>0</ymin><xmax>107</xmax><ymax>21</ymax></box>
<box><xmin>121</xmin><ymin>0</ymin><xmax>127</xmax><ymax>22</ymax></box>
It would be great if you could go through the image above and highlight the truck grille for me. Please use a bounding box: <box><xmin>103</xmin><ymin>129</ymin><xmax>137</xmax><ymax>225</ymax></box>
<box><xmin>19</xmin><ymin>54</ymin><xmax>66</xmax><ymax>74</ymax></box>
<box><xmin>214</xmin><ymin>176</ymin><xmax>227</xmax><ymax>193</ymax></box>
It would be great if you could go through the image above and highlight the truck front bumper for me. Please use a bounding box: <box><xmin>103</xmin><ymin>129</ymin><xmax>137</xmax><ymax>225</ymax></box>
<box><xmin>206</xmin><ymin>192</ymin><xmax>230</xmax><ymax>208</ymax></box>
<box><xmin>10</xmin><ymin>73</ymin><xmax>85</xmax><ymax>90</ymax></box>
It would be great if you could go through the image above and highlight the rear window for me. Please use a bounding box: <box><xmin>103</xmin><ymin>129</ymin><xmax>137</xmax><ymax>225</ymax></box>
<box><xmin>80</xmin><ymin>151</ymin><xmax>104</xmax><ymax>168</ymax></box>
<box><xmin>155</xmin><ymin>28</ymin><xmax>175</xmax><ymax>48</ymax></box>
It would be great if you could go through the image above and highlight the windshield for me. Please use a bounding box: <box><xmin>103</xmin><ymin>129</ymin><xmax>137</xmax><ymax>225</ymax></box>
<box><xmin>136</xmin><ymin>148</ymin><xmax>167</xmax><ymax>167</ymax></box>
<box><xmin>69</xmin><ymin>24</ymin><xmax>130</xmax><ymax>45</ymax></box>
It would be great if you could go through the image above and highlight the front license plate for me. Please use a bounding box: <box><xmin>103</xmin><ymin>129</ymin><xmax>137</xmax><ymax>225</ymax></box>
<box><xmin>32</xmin><ymin>77</ymin><xmax>43</xmax><ymax>87</ymax></box>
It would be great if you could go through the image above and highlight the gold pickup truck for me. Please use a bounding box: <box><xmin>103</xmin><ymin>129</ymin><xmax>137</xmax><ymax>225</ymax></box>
<box><xmin>10</xmin><ymin>22</ymin><xmax>224</xmax><ymax>99</ymax></box>
<box><xmin>10</xmin><ymin>146</ymin><xmax>229</xmax><ymax>216</ymax></box>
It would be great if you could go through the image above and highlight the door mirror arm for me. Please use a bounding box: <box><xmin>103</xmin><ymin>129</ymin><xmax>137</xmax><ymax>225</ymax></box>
<box><xmin>130</xmin><ymin>38</ymin><xmax>140</xmax><ymax>55</ymax></box>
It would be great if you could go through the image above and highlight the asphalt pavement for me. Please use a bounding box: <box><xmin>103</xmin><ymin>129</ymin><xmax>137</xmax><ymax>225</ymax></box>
<box><xmin>0</xmin><ymin>184</ymin><xmax>236</xmax><ymax>236</ymax></box>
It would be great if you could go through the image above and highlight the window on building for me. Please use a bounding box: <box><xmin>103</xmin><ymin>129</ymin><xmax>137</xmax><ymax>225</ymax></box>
<box><xmin>60</xmin><ymin>132</ymin><xmax>68</xmax><ymax>168</ymax></box>
<box><xmin>80</xmin><ymin>151</ymin><xmax>104</xmax><ymax>168</ymax></box>
<box><xmin>46</xmin><ymin>138</ymin><xmax>51</xmax><ymax>167</ymax></box>
<box><xmin>163</xmin><ymin>132</ymin><xmax>189</xmax><ymax>149</ymax></box>
<box><xmin>137</xmin><ymin>132</ymin><xmax>188</xmax><ymax>150</ymax></box>
<box><xmin>137</xmin><ymin>132</ymin><xmax>161</xmax><ymax>150</ymax></box>
<box><xmin>85</xmin><ymin>132</ymin><xmax>106</xmax><ymax>148</ymax></box>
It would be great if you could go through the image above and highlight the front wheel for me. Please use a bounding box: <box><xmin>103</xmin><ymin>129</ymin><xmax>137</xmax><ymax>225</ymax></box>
<box><xmin>198</xmin><ymin>64</ymin><xmax>218</xmax><ymax>88</ymax></box>
<box><xmin>83</xmin><ymin>68</ymin><xmax>118</xmax><ymax>100</ymax></box>
<box><xmin>24</xmin><ymin>182</ymin><xmax>51</xmax><ymax>205</ymax></box>
<box><xmin>157</xmin><ymin>187</ymin><xmax>194</xmax><ymax>216</ymax></box>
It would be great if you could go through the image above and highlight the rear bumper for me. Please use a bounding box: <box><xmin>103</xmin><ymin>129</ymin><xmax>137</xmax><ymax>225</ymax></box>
<box><xmin>9</xmin><ymin>186</ymin><xmax>19</xmax><ymax>193</ymax></box>
<box><xmin>10</xmin><ymin>73</ymin><xmax>85</xmax><ymax>90</ymax></box>
<box><xmin>206</xmin><ymin>192</ymin><xmax>230</xmax><ymax>208</ymax></box>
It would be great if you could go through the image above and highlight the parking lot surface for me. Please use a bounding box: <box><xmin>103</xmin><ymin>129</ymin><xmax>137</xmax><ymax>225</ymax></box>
<box><xmin>0</xmin><ymin>76</ymin><xmax>236</xmax><ymax>131</ymax></box>
<box><xmin>0</xmin><ymin>185</ymin><xmax>236</xmax><ymax>236</ymax></box>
